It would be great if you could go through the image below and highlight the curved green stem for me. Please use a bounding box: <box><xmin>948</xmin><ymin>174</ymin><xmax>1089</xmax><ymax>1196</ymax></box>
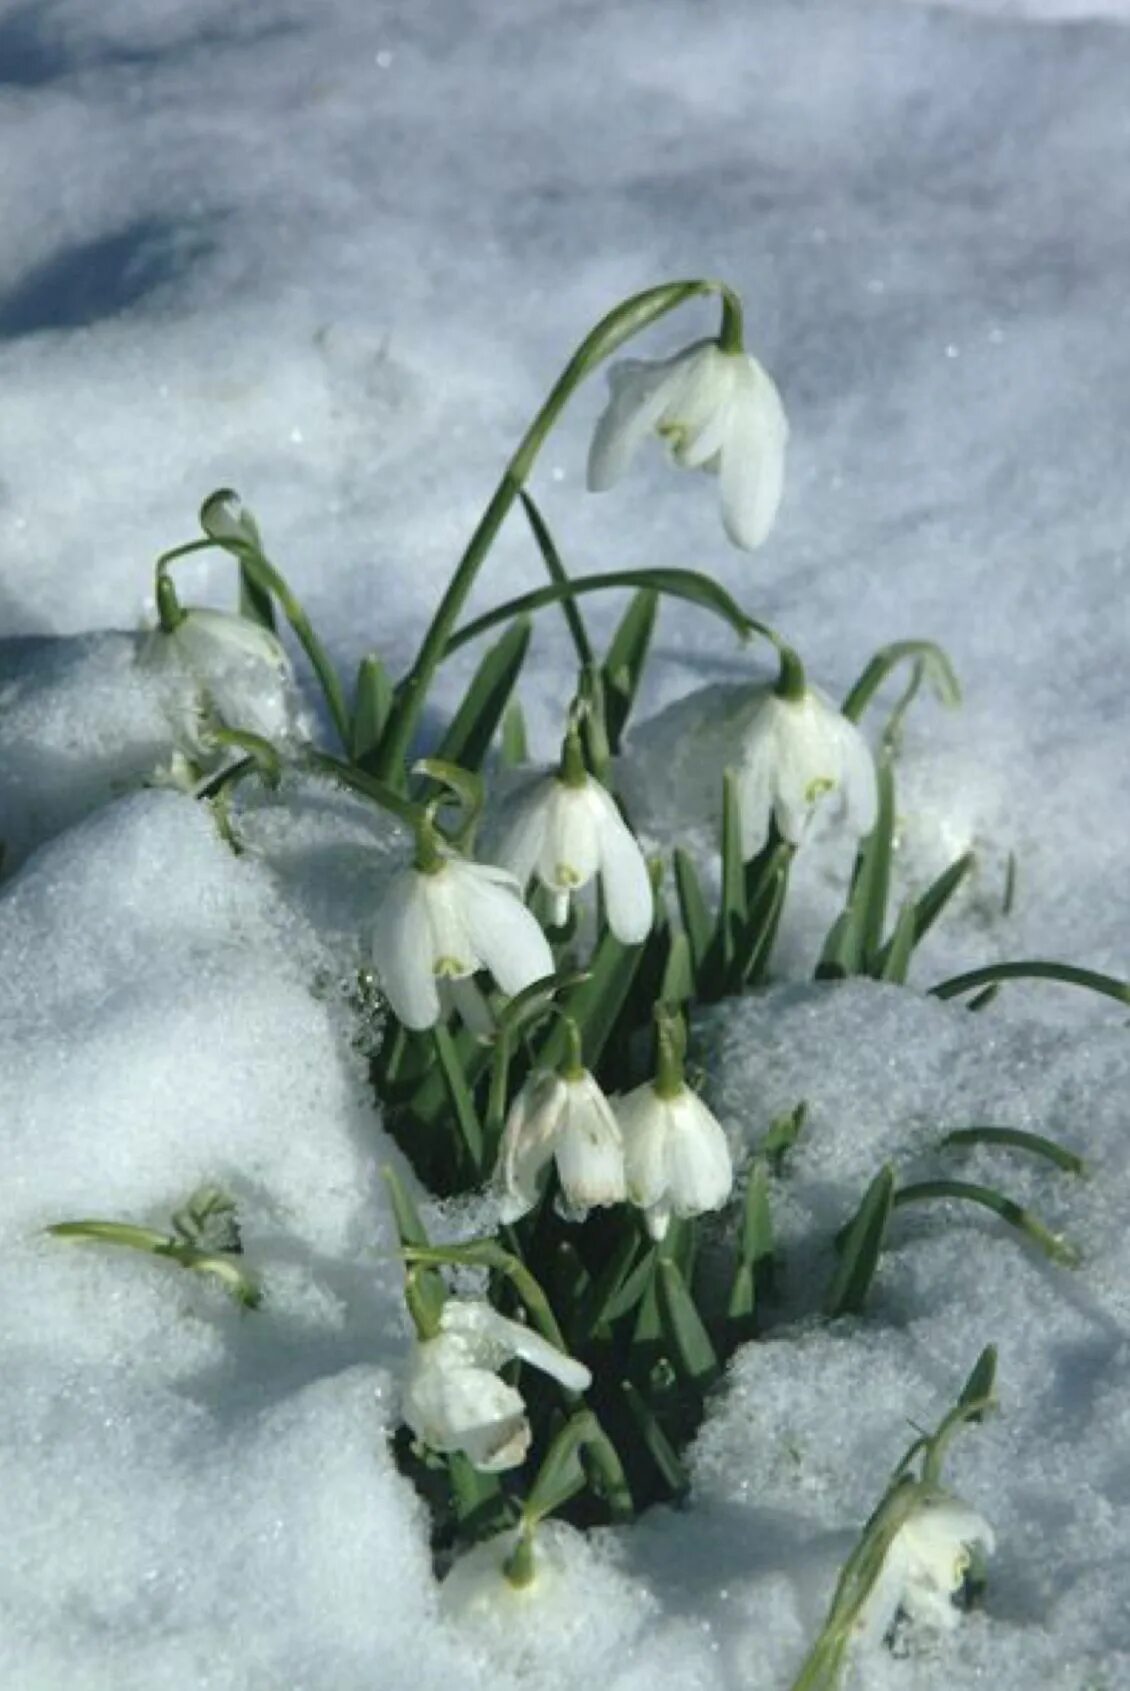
<box><xmin>841</xmin><ymin>640</ymin><xmax>960</xmax><ymax>725</ymax></box>
<box><xmin>372</xmin><ymin>278</ymin><xmax>742</xmax><ymax>783</ymax></box>
<box><xmin>304</xmin><ymin>749</ymin><xmax>423</xmax><ymax>829</ymax></box>
<box><xmin>930</xmin><ymin>959</ymin><xmax>1130</xmax><ymax>1008</ymax></box>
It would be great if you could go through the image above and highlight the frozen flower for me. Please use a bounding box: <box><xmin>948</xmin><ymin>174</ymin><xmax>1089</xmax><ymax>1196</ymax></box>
<box><xmin>402</xmin><ymin>1298</ymin><xmax>591</xmax><ymax>1472</ymax></box>
<box><xmin>143</xmin><ymin>606</ymin><xmax>302</xmax><ymax>754</ymax></box>
<box><xmin>616</xmin><ymin>1080</ymin><xmax>733</xmax><ymax>1241</ymax></box>
<box><xmin>496</xmin><ymin>1066</ymin><xmax>626</xmax><ymax>1222</ymax></box>
<box><xmin>493</xmin><ymin>769</ymin><xmax>653</xmax><ymax>942</ymax></box>
<box><xmin>587</xmin><ymin>338</ymin><xmax>788</xmax><ymax>551</ymax></box>
<box><xmin>373</xmin><ymin>854</ymin><xmax>554</xmax><ymax>1031</ymax></box>
<box><xmin>734</xmin><ymin>685</ymin><xmax>877</xmax><ymax>859</ymax></box>
<box><xmin>857</xmin><ymin>1492</ymin><xmax>995</xmax><ymax>1647</ymax></box>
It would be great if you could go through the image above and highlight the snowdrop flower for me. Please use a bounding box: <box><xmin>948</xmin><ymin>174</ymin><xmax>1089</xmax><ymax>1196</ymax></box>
<box><xmin>587</xmin><ymin>337</ymin><xmax>788</xmax><ymax>551</ymax></box>
<box><xmin>496</xmin><ymin>1033</ymin><xmax>626</xmax><ymax>1222</ymax></box>
<box><xmin>402</xmin><ymin>1298</ymin><xmax>591</xmax><ymax>1472</ymax></box>
<box><xmin>143</xmin><ymin>601</ymin><xmax>302</xmax><ymax>754</ymax></box>
<box><xmin>735</xmin><ymin>683</ymin><xmax>877</xmax><ymax>860</ymax></box>
<box><xmin>373</xmin><ymin>850</ymin><xmax>553</xmax><ymax>1031</ymax></box>
<box><xmin>615</xmin><ymin>1007</ymin><xmax>732</xmax><ymax>1240</ymax></box>
<box><xmin>493</xmin><ymin>725</ymin><xmax>653</xmax><ymax>942</ymax></box>
<box><xmin>857</xmin><ymin>1492</ymin><xmax>995</xmax><ymax>1646</ymax></box>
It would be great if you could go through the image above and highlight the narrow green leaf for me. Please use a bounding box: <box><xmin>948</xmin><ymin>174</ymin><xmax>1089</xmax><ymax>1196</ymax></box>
<box><xmin>826</xmin><ymin>1165</ymin><xmax>895</xmax><ymax>1318</ymax></box>
<box><xmin>878</xmin><ymin>900</ymin><xmax>917</xmax><ymax>984</ymax></box>
<box><xmin>739</xmin><ymin>1160</ymin><xmax>774</xmax><ymax>1276</ymax></box>
<box><xmin>444</xmin><ymin>568</ymin><xmax>754</xmax><ymax>657</ymax></box>
<box><xmin>447</xmin><ymin>1452</ymin><xmax>511</xmax><ymax>1537</ymax></box>
<box><xmin>760</xmin><ymin>1101</ymin><xmax>806</xmax><ymax>1173</ymax></box>
<box><xmin>499</xmin><ymin>697</ymin><xmax>528</xmax><ymax>767</ymax></box>
<box><xmin>958</xmin><ymin>1344</ymin><xmax>998</xmax><ymax>1420</ymax></box>
<box><xmin>1002</xmin><ymin>851</ymin><xmax>1018</xmax><ymax>917</ymax></box>
<box><xmin>714</xmin><ymin>769</ymin><xmax>746</xmax><ymax>986</ymax></box>
<box><xmin>657</xmin><ymin>1257</ymin><xmax>720</xmax><ymax>1389</ymax></box>
<box><xmin>238</xmin><ymin>562</ymin><xmax>276</xmax><ymax>631</ymax></box>
<box><xmin>381</xmin><ymin>1165</ymin><xmax>444</xmax><ymax>1329</ymax></box>
<box><xmin>892</xmin><ymin>1178</ymin><xmax>1080</xmax><ymax>1266</ymax></box>
<box><xmin>601</xmin><ymin>587</ymin><xmax>659</xmax><ymax>753</ymax></box>
<box><xmin>534</xmin><ymin>925</ymin><xmax>644</xmax><ymax>1075</ymax></box>
<box><xmin>520</xmin><ymin>491</ymin><xmax>593</xmax><ymax>667</ymax></box>
<box><xmin>598</xmin><ymin>1245</ymin><xmax>656</xmax><ymax>1326</ymax></box>
<box><xmin>659</xmin><ymin>929</ymin><xmax>694</xmax><ymax>1007</ymax></box>
<box><xmin>940</xmin><ymin>1125</ymin><xmax>1086</xmax><ymax>1176</ymax></box>
<box><xmin>815</xmin><ymin>908</ymin><xmax>861</xmax><ymax>982</ymax></box>
<box><xmin>884</xmin><ymin>850</ymin><xmax>975</xmax><ymax>964</ymax></box>
<box><xmin>739</xmin><ymin>846</ymin><xmax>790</xmax><ymax>987</ymax></box>
<box><xmin>351</xmin><ymin>653</ymin><xmax>394</xmax><ymax>766</ymax></box>
<box><xmin>931</xmin><ymin>959</ymin><xmax>1130</xmax><ymax>1009</ymax></box>
<box><xmin>621</xmin><ymin>1379</ymin><xmax>690</xmax><ymax>1496</ymax></box>
<box><xmin>674</xmin><ymin>847</ymin><xmax>713</xmax><ymax>979</ymax></box>
<box><xmin>523</xmin><ymin>1412</ymin><xmax>592</xmax><ymax>1524</ymax></box>
<box><xmin>856</xmin><ymin>755</ymin><xmax>896</xmax><ymax>967</ymax></box>
<box><xmin>431</xmin><ymin>1025</ymin><xmax>484</xmax><ymax>1173</ymax></box>
<box><xmin>434</xmin><ymin>617</ymin><xmax>532</xmax><ymax>774</ymax></box>
<box><xmin>576</xmin><ymin>1228</ymin><xmax>642</xmax><ymax>1338</ymax></box>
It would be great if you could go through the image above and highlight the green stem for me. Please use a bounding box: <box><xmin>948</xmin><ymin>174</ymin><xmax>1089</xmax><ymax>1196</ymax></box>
<box><xmin>303</xmin><ymin>749</ymin><xmax>424</xmax><ymax>830</ymax></box>
<box><xmin>372</xmin><ymin>279</ymin><xmax>740</xmax><ymax>783</ymax></box>
<box><xmin>841</xmin><ymin>640</ymin><xmax>960</xmax><ymax>724</ymax></box>
<box><xmin>930</xmin><ymin>959</ymin><xmax>1130</xmax><ymax>1008</ymax></box>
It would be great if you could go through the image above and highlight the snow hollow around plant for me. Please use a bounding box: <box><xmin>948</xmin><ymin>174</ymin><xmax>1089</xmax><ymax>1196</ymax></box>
<box><xmin>2</xmin><ymin>2</ymin><xmax>1130</xmax><ymax>1689</ymax></box>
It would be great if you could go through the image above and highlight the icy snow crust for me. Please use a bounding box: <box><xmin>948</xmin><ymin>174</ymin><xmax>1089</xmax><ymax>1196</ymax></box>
<box><xmin>1</xmin><ymin>0</ymin><xmax>1129</xmax><ymax>1687</ymax></box>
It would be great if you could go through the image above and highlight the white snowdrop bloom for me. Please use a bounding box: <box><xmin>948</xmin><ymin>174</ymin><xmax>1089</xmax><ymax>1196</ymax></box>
<box><xmin>143</xmin><ymin>607</ymin><xmax>301</xmax><ymax>753</ymax></box>
<box><xmin>402</xmin><ymin>1298</ymin><xmax>591</xmax><ymax>1472</ymax></box>
<box><xmin>857</xmin><ymin>1493</ymin><xmax>995</xmax><ymax>1647</ymax></box>
<box><xmin>616</xmin><ymin>1080</ymin><xmax>733</xmax><ymax>1241</ymax></box>
<box><xmin>497</xmin><ymin>1067</ymin><xmax>627</xmax><ymax>1222</ymax></box>
<box><xmin>734</xmin><ymin>686</ymin><xmax>877</xmax><ymax>859</ymax></box>
<box><xmin>587</xmin><ymin>338</ymin><xmax>788</xmax><ymax>551</ymax></box>
<box><xmin>494</xmin><ymin>770</ymin><xmax>653</xmax><ymax>942</ymax></box>
<box><xmin>373</xmin><ymin>854</ymin><xmax>553</xmax><ymax>1031</ymax></box>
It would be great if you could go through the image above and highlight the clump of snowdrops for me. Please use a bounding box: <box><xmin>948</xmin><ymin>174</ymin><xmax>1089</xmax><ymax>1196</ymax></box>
<box><xmin>50</xmin><ymin>276</ymin><xmax>1128</xmax><ymax>1688</ymax></box>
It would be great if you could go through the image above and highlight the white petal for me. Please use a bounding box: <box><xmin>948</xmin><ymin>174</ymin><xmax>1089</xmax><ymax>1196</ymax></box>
<box><xmin>664</xmin><ymin>1090</ymin><xmax>733</xmax><ymax>1217</ymax></box>
<box><xmin>402</xmin><ymin>1337</ymin><xmax>531</xmax><ymax>1472</ymax></box>
<box><xmin>492</xmin><ymin>779</ymin><xmax>553</xmax><ymax>890</ymax></box>
<box><xmin>590</xmin><ymin>785</ymin><xmax>653</xmax><ymax>943</ymax></box>
<box><xmin>372</xmin><ymin>871</ymin><xmax>441</xmax><ymax>1030</ymax></box>
<box><xmin>832</xmin><ymin>714</ymin><xmax>879</xmax><ymax>839</ymax></box>
<box><xmin>586</xmin><ymin>354</ymin><xmax>693</xmax><ymax>491</ymax></box>
<box><xmin>442</xmin><ymin>1300</ymin><xmax>591</xmax><ymax>1393</ymax></box>
<box><xmin>717</xmin><ymin>358</ymin><xmax>788</xmax><ymax>551</ymax></box>
<box><xmin>555</xmin><ymin>1073</ymin><xmax>626</xmax><ymax>1211</ymax></box>
<box><xmin>454</xmin><ymin>862</ymin><xmax>554</xmax><ymax>996</ymax></box>
<box><xmin>176</xmin><ymin>608</ymin><xmax>292</xmax><ymax>674</ymax></box>
<box><xmin>617</xmin><ymin>1084</ymin><xmax>670</xmax><ymax>1211</ymax></box>
<box><xmin>420</xmin><ymin>866</ymin><xmax>478</xmax><ymax>979</ymax></box>
<box><xmin>496</xmin><ymin>1071</ymin><xmax>565</xmax><ymax>1221</ymax></box>
<box><xmin>666</xmin><ymin>347</ymin><xmax>733</xmax><ymax>469</ymax></box>
<box><xmin>539</xmin><ymin>783</ymin><xmax>602</xmax><ymax>892</ymax></box>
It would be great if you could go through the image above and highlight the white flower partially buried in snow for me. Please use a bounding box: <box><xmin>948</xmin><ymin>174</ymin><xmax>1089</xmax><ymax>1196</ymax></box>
<box><xmin>493</xmin><ymin>767</ymin><xmax>653</xmax><ymax>942</ymax></box>
<box><xmin>857</xmin><ymin>1491</ymin><xmax>995</xmax><ymax>1647</ymax></box>
<box><xmin>372</xmin><ymin>853</ymin><xmax>553</xmax><ymax>1031</ymax></box>
<box><xmin>496</xmin><ymin>1064</ymin><xmax>626</xmax><ymax>1223</ymax></box>
<box><xmin>401</xmin><ymin>1298</ymin><xmax>591</xmax><ymax>1472</ymax></box>
<box><xmin>143</xmin><ymin>605</ymin><xmax>302</xmax><ymax>755</ymax></box>
<box><xmin>616</xmin><ymin>1080</ymin><xmax>733</xmax><ymax>1241</ymax></box>
<box><xmin>735</xmin><ymin>685</ymin><xmax>877</xmax><ymax>860</ymax></box>
<box><xmin>587</xmin><ymin>338</ymin><xmax>788</xmax><ymax>551</ymax></box>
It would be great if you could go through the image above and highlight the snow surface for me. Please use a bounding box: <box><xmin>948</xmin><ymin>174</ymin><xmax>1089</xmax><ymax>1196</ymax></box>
<box><xmin>2</xmin><ymin>0</ymin><xmax>1129</xmax><ymax>1687</ymax></box>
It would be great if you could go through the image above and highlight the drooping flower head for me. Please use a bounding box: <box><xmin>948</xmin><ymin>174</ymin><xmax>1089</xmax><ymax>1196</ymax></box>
<box><xmin>734</xmin><ymin>671</ymin><xmax>877</xmax><ymax>861</ymax></box>
<box><xmin>492</xmin><ymin>711</ymin><xmax>653</xmax><ymax>943</ymax></box>
<box><xmin>402</xmin><ymin>1298</ymin><xmax>591</xmax><ymax>1472</ymax></box>
<box><xmin>615</xmin><ymin>1006</ymin><xmax>733</xmax><ymax>1240</ymax></box>
<box><xmin>856</xmin><ymin>1491</ymin><xmax>995</xmax><ymax>1646</ymax></box>
<box><xmin>496</xmin><ymin>1020</ymin><xmax>626</xmax><ymax>1222</ymax></box>
<box><xmin>587</xmin><ymin>332</ymin><xmax>788</xmax><ymax>552</ymax></box>
<box><xmin>372</xmin><ymin>846</ymin><xmax>554</xmax><ymax>1032</ymax></box>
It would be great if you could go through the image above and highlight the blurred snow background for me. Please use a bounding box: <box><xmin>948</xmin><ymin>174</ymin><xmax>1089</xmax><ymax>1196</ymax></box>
<box><xmin>1</xmin><ymin>0</ymin><xmax>1129</xmax><ymax>1687</ymax></box>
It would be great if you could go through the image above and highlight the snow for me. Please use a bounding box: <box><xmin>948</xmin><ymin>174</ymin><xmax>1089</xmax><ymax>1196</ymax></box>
<box><xmin>2</xmin><ymin>0</ymin><xmax>1129</xmax><ymax>1687</ymax></box>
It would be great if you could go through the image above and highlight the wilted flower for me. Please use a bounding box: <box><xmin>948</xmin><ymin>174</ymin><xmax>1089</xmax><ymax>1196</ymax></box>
<box><xmin>493</xmin><ymin>768</ymin><xmax>653</xmax><ymax>942</ymax></box>
<box><xmin>616</xmin><ymin>1080</ymin><xmax>733</xmax><ymax>1241</ymax></box>
<box><xmin>402</xmin><ymin>1298</ymin><xmax>591</xmax><ymax>1472</ymax></box>
<box><xmin>372</xmin><ymin>854</ymin><xmax>553</xmax><ymax>1031</ymax></box>
<box><xmin>857</xmin><ymin>1492</ymin><xmax>995</xmax><ymax>1646</ymax></box>
<box><xmin>143</xmin><ymin>606</ymin><xmax>301</xmax><ymax>754</ymax></box>
<box><xmin>734</xmin><ymin>685</ymin><xmax>877</xmax><ymax>859</ymax></box>
<box><xmin>496</xmin><ymin>1065</ymin><xmax>626</xmax><ymax>1222</ymax></box>
<box><xmin>587</xmin><ymin>339</ymin><xmax>788</xmax><ymax>551</ymax></box>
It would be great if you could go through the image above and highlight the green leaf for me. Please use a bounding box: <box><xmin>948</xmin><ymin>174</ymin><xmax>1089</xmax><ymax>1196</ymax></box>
<box><xmin>657</xmin><ymin>1257</ymin><xmax>720</xmax><ymax>1389</ymax></box>
<box><xmin>760</xmin><ymin>1101</ymin><xmax>806</xmax><ymax>1174</ymax></box>
<box><xmin>597</xmin><ymin>1244</ymin><xmax>656</xmax><ymax>1326</ymax></box>
<box><xmin>523</xmin><ymin>1412</ymin><xmax>592</xmax><ymax>1524</ymax></box>
<box><xmin>444</xmin><ymin>568</ymin><xmax>754</xmax><ymax>658</ymax></box>
<box><xmin>433</xmin><ymin>617</ymin><xmax>532</xmax><ymax>775</ymax></box>
<box><xmin>601</xmin><ymin>588</ymin><xmax>659</xmax><ymax>753</ymax></box>
<box><xmin>447</xmin><ymin>1452</ymin><xmax>511</xmax><ymax>1538</ymax></box>
<box><xmin>351</xmin><ymin>653</ymin><xmax>394</xmax><ymax>766</ymax></box>
<box><xmin>877</xmin><ymin>850</ymin><xmax>975</xmax><ymax>970</ymax></box>
<box><xmin>739</xmin><ymin>843</ymin><xmax>791</xmax><ymax>987</ymax></box>
<box><xmin>939</xmin><ymin>1125</ymin><xmax>1086</xmax><ymax>1176</ymax></box>
<box><xmin>826</xmin><ymin>1164</ymin><xmax>895</xmax><ymax>1318</ymax></box>
<box><xmin>500</xmin><ymin>697</ymin><xmax>528</xmax><ymax>767</ymax></box>
<box><xmin>856</xmin><ymin>755</ymin><xmax>896</xmax><ymax>967</ymax></box>
<box><xmin>892</xmin><ymin>1178</ymin><xmax>1080</xmax><ymax>1266</ymax></box>
<box><xmin>674</xmin><ymin>847</ymin><xmax>713</xmax><ymax>980</ymax></box>
<box><xmin>576</xmin><ymin>1228</ymin><xmax>642</xmax><ymax>1338</ymax></box>
<box><xmin>878</xmin><ymin>899</ymin><xmax>916</xmax><ymax>984</ymax></box>
<box><xmin>710</xmin><ymin>769</ymin><xmax>746</xmax><ymax>989</ymax></box>
<box><xmin>815</xmin><ymin>908</ymin><xmax>861</xmax><ymax>982</ymax></box>
<box><xmin>958</xmin><ymin>1344</ymin><xmax>998</xmax><ymax>1420</ymax></box>
<box><xmin>930</xmin><ymin>959</ymin><xmax>1130</xmax><ymax>1010</ymax></box>
<box><xmin>739</xmin><ymin>1160</ymin><xmax>774</xmax><ymax>1278</ymax></box>
<box><xmin>239</xmin><ymin>563</ymin><xmax>276</xmax><ymax>631</ymax></box>
<box><xmin>381</xmin><ymin>1165</ymin><xmax>445</xmax><ymax>1331</ymax></box>
<box><xmin>621</xmin><ymin>1379</ymin><xmax>690</xmax><ymax>1497</ymax></box>
<box><xmin>534</xmin><ymin>925</ymin><xmax>645</xmax><ymax>1075</ymax></box>
<box><xmin>659</xmin><ymin>929</ymin><xmax>694</xmax><ymax>1007</ymax></box>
